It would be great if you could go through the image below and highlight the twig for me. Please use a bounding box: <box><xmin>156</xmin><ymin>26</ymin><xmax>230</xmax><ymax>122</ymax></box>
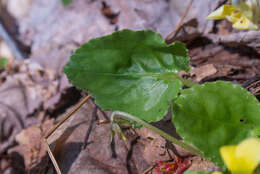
<box><xmin>142</xmin><ymin>164</ymin><xmax>157</xmax><ymax>174</ymax></box>
<box><xmin>165</xmin><ymin>0</ymin><xmax>193</xmax><ymax>43</ymax></box>
<box><xmin>45</xmin><ymin>95</ymin><xmax>91</xmax><ymax>139</ymax></box>
<box><xmin>110</xmin><ymin>136</ymin><xmax>117</xmax><ymax>158</ymax></box>
<box><xmin>82</xmin><ymin>105</ymin><xmax>98</xmax><ymax>149</ymax></box>
<box><xmin>44</xmin><ymin>95</ymin><xmax>91</xmax><ymax>174</ymax></box>
<box><xmin>96</xmin><ymin>105</ymin><xmax>109</xmax><ymax>120</ymax></box>
<box><xmin>0</xmin><ymin>20</ymin><xmax>25</xmax><ymax>59</ymax></box>
<box><xmin>95</xmin><ymin>103</ymin><xmax>118</xmax><ymax>158</ymax></box>
<box><xmin>44</xmin><ymin>139</ymin><xmax>62</xmax><ymax>174</ymax></box>
<box><xmin>126</xmin><ymin>136</ymin><xmax>140</xmax><ymax>174</ymax></box>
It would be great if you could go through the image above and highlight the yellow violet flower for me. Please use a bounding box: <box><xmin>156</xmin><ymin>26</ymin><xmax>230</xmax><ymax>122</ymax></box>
<box><xmin>220</xmin><ymin>138</ymin><xmax>260</xmax><ymax>174</ymax></box>
<box><xmin>207</xmin><ymin>4</ymin><xmax>259</xmax><ymax>30</ymax></box>
<box><xmin>212</xmin><ymin>172</ymin><xmax>223</xmax><ymax>174</ymax></box>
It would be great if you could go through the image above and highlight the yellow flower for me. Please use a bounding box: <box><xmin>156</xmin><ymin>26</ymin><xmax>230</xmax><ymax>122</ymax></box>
<box><xmin>220</xmin><ymin>138</ymin><xmax>260</xmax><ymax>174</ymax></box>
<box><xmin>207</xmin><ymin>4</ymin><xmax>259</xmax><ymax>30</ymax></box>
<box><xmin>212</xmin><ymin>172</ymin><xmax>223</xmax><ymax>174</ymax></box>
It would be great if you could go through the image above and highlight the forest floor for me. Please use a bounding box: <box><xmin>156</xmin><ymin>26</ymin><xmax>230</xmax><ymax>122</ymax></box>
<box><xmin>0</xmin><ymin>0</ymin><xmax>260</xmax><ymax>174</ymax></box>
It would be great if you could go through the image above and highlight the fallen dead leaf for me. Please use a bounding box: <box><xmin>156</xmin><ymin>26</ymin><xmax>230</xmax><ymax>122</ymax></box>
<box><xmin>189</xmin><ymin>44</ymin><xmax>260</xmax><ymax>82</ymax></box>
<box><xmin>46</xmin><ymin>100</ymin><xmax>151</xmax><ymax>174</ymax></box>
<box><xmin>188</xmin><ymin>156</ymin><xmax>215</xmax><ymax>172</ymax></box>
<box><xmin>0</xmin><ymin>40</ymin><xmax>14</xmax><ymax>64</ymax></box>
<box><xmin>208</xmin><ymin>31</ymin><xmax>260</xmax><ymax>54</ymax></box>
<box><xmin>8</xmin><ymin>119</ymin><xmax>54</xmax><ymax>173</ymax></box>
<box><xmin>190</xmin><ymin>64</ymin><xmax>217</xmax><ymax>82</ymax></box>
<box><xmin>6</xmin><ymin>0</ymin><xmax>32</xmax><ymax>19</ymax></box>
<box><xmin>10</xmin><ymin>0</ymin><xmax>224</xmax><ymax>76</ymax></box>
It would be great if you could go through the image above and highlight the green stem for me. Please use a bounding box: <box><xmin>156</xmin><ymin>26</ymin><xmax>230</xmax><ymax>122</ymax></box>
<box><xmin>174</xmin><ymin>74</ymin><xmax>198</xmax><ymax>87</ymax></box>
<box><xmin>159</xmin><ymin>73</ymin><xmax>198</xmax><ymax>87</ymax></box>
<box><xmin>111</xmin><ymin>111</ymin><xmax>203</xmax><ymax>157</ymax></box>
<box><xmin>180</xmin><ymin>77</ymin><xmax>197</xmax><ymax>87</ymax></box>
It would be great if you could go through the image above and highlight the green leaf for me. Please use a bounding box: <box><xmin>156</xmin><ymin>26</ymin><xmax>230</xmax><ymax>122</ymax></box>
<box><xmin>0</xmin><ymin>57</ymin><xmax>8</xmax><ymax>69</ymax></box>
<box><xmin>61</xmin><ymin>0</ymin><xmax>72</xmax><ymax>6</ymax></box>
<box><xmin>172</xmin><ymin>81</ymin><xmax>260</xmax><ymax>166</ymax></box>
<box><xmin>64</xmin><ymin>30</ymin><xmax>190</xmax><ymax>122</ymax></box>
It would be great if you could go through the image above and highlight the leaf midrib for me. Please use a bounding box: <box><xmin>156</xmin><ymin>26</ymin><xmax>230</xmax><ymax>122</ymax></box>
<box><xmin>68</xmin><ymin>68</ymin><xmax>179</xmax><ymax>78</ymax></box>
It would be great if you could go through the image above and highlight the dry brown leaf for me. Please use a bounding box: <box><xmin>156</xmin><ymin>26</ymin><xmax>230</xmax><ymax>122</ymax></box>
<box><xmin>6</xmin><ymin>0</ymin><xmax>32</xmax><ymax>19</ymax></box>
<box><xmin>190</xmin><ymin>64</ymin><xmax>217</xmax><ymax>82</ymax></box>
<box><xmin>10</xmin><ymin>0</ymin><xmax>224</xmax><ymax>75</ymax></box>
<box><xmin>8</xmin><ymin>119</ymin><xmax>54</xmax><ymax>173</ymax></box>
<box><xmin>208</xmin><ymin>31</ymin><xmax>260</xmax><ymax>54</ymax></box>
<box><xmin>189</xmin><ymin>44</ymin><xmax>260</xmax><ymax>82</ymax></box>
<box><xmin>46</xmin><ymin>100</ymin><xmax>151</xmax><ymax>174</ymax></box>
<box><xmin>0</xmin><ymin>41</ymin><xmax>14</xmax><ymax>64</ymax></box>
<box><xmin>188</xmin><ymin>156</ymin><xmax>215</xmax><ymax>172</ymax></box>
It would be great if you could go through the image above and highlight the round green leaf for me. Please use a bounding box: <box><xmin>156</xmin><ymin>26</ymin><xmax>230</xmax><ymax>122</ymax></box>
<box><xmin>64</xmin><ymin>30</ymin><xmax>190</xmax><ymax>122</ymax></box>
<box><xmin>172</xmin><ymin>81</ymin><xmax>260</xmax><ymax>166</ymax></box>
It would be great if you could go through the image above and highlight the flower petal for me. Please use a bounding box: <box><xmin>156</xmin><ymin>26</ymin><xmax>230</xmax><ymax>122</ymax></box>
<box><xmin>207</xmin><ymin>5</ymin><xmax>237</xmax><ymax>20</ymax></box>
<box><xmin>226</xmin><ymin>11</ymin><xmax>242</xmax><ymax>23</ymax></box>
<box><xmin>220</xmin><ymin>145</ymin><xmax>241</xmax><ymax>173</ymax></box>
<box><xmin>235</xmin><ymin>138</ymin><xmax>260</xmax><ymax>173</ymax></box>
<box><xmin>220</xmin><ymin>138</ymin><xmax>260</xmax><ymax>174</ymax></box>
<box><xmin>212</xmin><ymin>172</ymin><xmax>222</xmax><ymax>174</ymax></box>
<box><xmin>232</xmin><ymin>14</ymin><xmax>258</xmax><ymax>30</ymax></box>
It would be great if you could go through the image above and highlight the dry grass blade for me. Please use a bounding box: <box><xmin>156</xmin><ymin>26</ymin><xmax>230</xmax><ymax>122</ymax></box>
<box><xmin>165</xmin><ymin>0</ymin><xmax>193</xmax><ymax>43</ymax></box>
<box><xmin>142</xmin><ymin>163</ymin><xmax>157</xmax><ymax>174</ymax></box>
<box><xmin>43</xmin><ymin>95</ymin><xmax>91</xmax><ymax>174</ymax></box>
<box><xmin>44</xmin><ymin>138</ymin><xmax>62</xmax><ymax>174</ymax></box>
<box><xmin>44</xmin><ymin>95</ymin><xmax>91</xmax><ymax>139</ymax></box>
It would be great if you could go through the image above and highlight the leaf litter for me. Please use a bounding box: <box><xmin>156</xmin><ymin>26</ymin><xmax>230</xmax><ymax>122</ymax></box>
<box><xmin>0</xmin><ymin>0</ymin><xmax>260</xmax><ymax>174</ymax></box>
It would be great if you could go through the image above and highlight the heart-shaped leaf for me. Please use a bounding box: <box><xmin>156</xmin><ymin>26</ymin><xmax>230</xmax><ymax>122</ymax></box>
<box><xmin>64</xmin><ymin>30</ymin><xmax>190</xmax><ymax>122</ymax></box>
<box><xmin>172</xmin><ymin>81</ymin><xmax>260</xmax><ymax>166</ymax></box>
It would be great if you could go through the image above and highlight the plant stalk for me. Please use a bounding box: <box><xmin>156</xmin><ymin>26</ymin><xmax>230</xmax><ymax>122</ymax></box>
<box><xmin>111</xmin><ymin>111</ymin><xmax>203</xmax><ymax>157</ymax></box>
<box><xmin>159</xmin><ymin>73</ymin><xmax>198</xmax><ymax>87</ymax></box>
<box><xmin>177</xmin><ymin>76</ymin><xmax>197</xmax><ymax>87</ymax></box>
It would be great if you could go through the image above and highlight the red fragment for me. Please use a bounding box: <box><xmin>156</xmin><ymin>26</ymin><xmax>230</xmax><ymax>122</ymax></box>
<box><xmin>154</xmin><ymin>156</ymin><xmax>191</xmax><ymax>174</ymax></box>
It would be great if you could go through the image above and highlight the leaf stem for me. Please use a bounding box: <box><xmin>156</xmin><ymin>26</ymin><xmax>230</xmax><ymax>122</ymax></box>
<box><xmin>178</xmin><ymin>76</ymin><xmax>198</xmax><ymax>87</ymax></box>
<box><xmin>170</xmin><ymin>73</ymin><xmax>198</xmax><ymax>87</ymax></box>
<box><xmin>111</xmin><ymin>111</ymin><xmax>203</xmax><ymax>157</ymax></box>
<box><xmin>159</xmin><ymin>73</ymin><xmax>198</xmax><ymax>87</ymax></box>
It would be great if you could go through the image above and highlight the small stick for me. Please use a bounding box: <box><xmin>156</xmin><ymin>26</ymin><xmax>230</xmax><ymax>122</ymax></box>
<box><xmin>43</xmin><ymin>95</ymin><xmax>91</xmax><ymax>174</ymax></box>
<box><xmin>45</xmin><ymin>95</ymin><xmax>91</xmax><ymax>139</ymax></box>
<box><xmin>126</xmin><ymin>136</ymin><xmax>140</xmax><ymax>174</ymax></box>
<box><xmin>44</xmin><ymin>139</ymin><xmax>62</xmax><ymax>174</ymax></box>
<box><xmin>110</xmin><ymin>136</ymin><xmax>117</xmax><ymax>158</ymax></box>
<box><xmin>96</xmin><ymin>105</ymin><xmax>109</xmax><ymax>120</ymax></box>
<box><xmin>142</xmin><ymin>164</ymin><xmax>157</xmax><ymax>174</ymax></box>
<box><xmin>165</xmin><ymin>0</ymin><xmax>193</xmax><ymax>42</ymax></box>
<box><xmin>82</xmin><ymin>105</ymin><xmax>98</xmax><ymax>149</ymax></box>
